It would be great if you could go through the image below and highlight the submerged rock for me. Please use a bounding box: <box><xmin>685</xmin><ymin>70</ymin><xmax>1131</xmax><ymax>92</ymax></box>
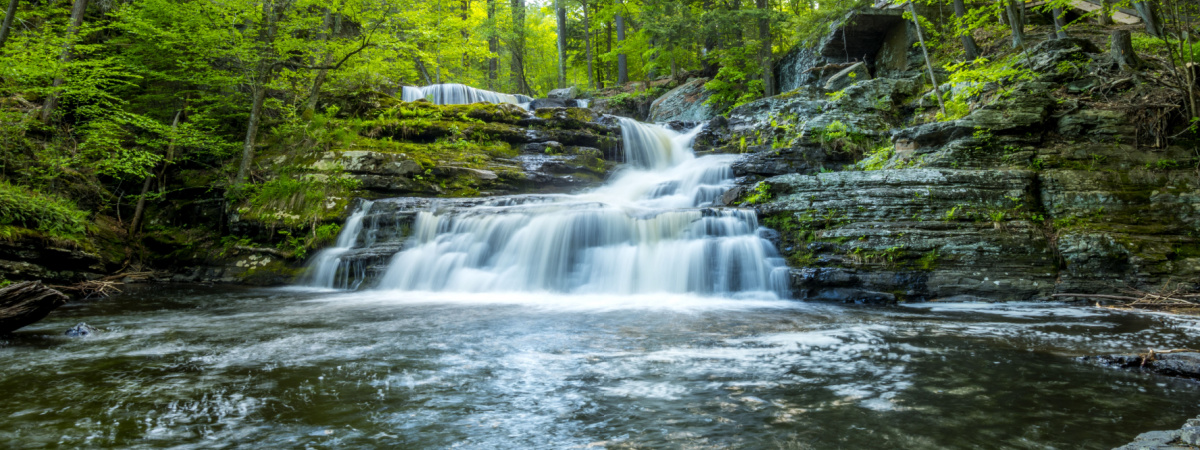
<box><xmin>1086</xmin><ymin>352</ymin><xmax>1200</xmax><ymax>380</ymax></box>
<box><xmin>65</xmin><ymin>323</ymin><xmax>99</xmax><ymax>337</ymax></box>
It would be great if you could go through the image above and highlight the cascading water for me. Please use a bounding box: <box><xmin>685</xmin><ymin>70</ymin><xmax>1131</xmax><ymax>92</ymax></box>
<box><xmin>302</xmin><ymin>200</ymin><xmax>373</xmax><ymax>289</ymax></box>
<box><xmin>401</xmin><ymin>83</ymin><xmax>534</xmax><ymax>106</ymax></box>
<box><xmin>306</xmin><ymin>117</ymin><xmax>789</xmax><ymax>298</ymax></box>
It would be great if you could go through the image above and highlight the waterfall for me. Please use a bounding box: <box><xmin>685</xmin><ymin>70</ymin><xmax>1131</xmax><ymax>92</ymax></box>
<box><xmin>400</xmin><ymin>84</ymin><xmax>534</xmax><ymax>106</ymax></box>
<box><xmin>303</xmin><ymin>120</ymin><xmax>790</xmax><ymax>298</ymax></box>
<box><xmin>304</xmin><ymin>200</ymin><xmax>374</xmax><ymax>289</ymax></box>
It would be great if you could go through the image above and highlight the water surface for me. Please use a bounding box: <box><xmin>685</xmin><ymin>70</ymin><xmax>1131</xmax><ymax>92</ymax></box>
<box><xmin>2</xmin><ymin>286</ymin><xmax>1198</xmax><ymax>449</ymax></box>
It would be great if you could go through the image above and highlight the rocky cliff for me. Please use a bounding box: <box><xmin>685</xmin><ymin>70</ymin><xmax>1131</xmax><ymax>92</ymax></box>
<box><xmin>704</xmin><ymin>19</ymin><xmax>1200</xmax><ymax>303</ymax></box>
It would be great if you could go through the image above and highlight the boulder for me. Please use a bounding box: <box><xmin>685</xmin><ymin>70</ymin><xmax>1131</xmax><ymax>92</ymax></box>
<box><xmin>647</xmin><ymin>78</ymin><xmax>716</xmax><ymax>123</ymax></box>
<box><xmin>529</xmin><ymin>98</ymin><xmax>570</xmax><ymax>109</ymax></box>
<box><xmin>547</xmin><ymin>86</ymin><xmax>579</xmax><ymax>100</ymax></box>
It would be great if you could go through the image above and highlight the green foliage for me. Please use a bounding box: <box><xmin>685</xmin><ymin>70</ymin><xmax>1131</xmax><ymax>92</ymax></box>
<box><xmin>855</xmin><ymin>145</ymin><xmax>894</xmax><ymax>171</ymax></box>
<box><xmin>812</xmin><ymin>120</ymin><xmax>873</xmax><ymax>158</ymax></box>
<box><xmin>744</xmin><ymin>182</ymin><xmax>773</xmax><ymax>205</ymax></box>
<box><xmin>0</xmin><ymin>181</ymin><xmax>90</xmax><ymax>242</ymax></box>
<box><xmin>944</xmin><ymin>55</ymin><xmax>1036</xmax><ymax>100</ymax></box>
<box><xmin>704</xmin><ymin>46</ymin><xmax>766</xmax><ymax>112</ymax></box>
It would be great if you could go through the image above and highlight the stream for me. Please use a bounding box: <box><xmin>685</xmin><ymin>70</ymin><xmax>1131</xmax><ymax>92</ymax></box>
<box><xmin>2</xmin><ymin>287</ymin><xmax>1199</xmax><ymax>448</ymax></box>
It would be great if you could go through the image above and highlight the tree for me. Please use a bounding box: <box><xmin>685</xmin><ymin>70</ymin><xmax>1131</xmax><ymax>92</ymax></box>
<box><xmin>510</xmin><ymin>0</ymin><xmax>531</xmax><ymax>95</ymax></box>
<box><xmin>756</xmin><ymin>0</ymin><xmax>774</xmax><ymax>97</ymax></box>
<box><xmin>1133</xmin><ymin>1</ymin><xmax>1162</xmax><ymax>37</ymax></box>
<box><xmin>615</xmin><ymin>2</ymin><xmax>627</xmax><ymax>84</ymax></box>
<box><xmin>0</xmin><ymin>0</ymin><xmax>17</xmax><ymax>51</ymax></box>
<box><xmin>488</xmin><ymin>0</ymin><xmax>499</xmax><ymax>89</ymax></box>
<box><xmin>580</xmin><ymin>0</ymin><xmax>595</xmax><ymax>89</ymax></box>
<box><xmin>909</xmin><ymin>1</ymin><xmax>944</xmax><ymax>116</ymax></box>
<box><xmin>1004</xmin><ymin>0</ymin><xmax>1025</xmax><ymax>49</ymax></box>
<box><xmin>951</xmin><ymin>0</ymin><xmax>980</xmax><ymax>60</ymax></box>
<box><xmin>40</xmin><ymin>0</ymin><xmax>89</xmax><ymax>124</ymax></box>
<box><xmin>1051</xmin><ymin>7</ymin><xmax>1068</xmax><ymax>39</ymax></box>
<box><xmin>555</xmin><ymin>0</ymin><xmax>567</xmax><ymax>88</ymax></box>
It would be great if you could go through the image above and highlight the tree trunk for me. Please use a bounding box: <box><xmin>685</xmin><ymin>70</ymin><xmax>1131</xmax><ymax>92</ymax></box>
<box><xmin>1052</xmin><ymin>7</ymin><xmax>1068</xmax><ymax>39</ymax></box>
<box><xmin>40</xmin><ymin>0</ymin><xmax>88</xmax><ymax>124</ymax></box>
<box><xmin>616</xmin><ymin>5</ymin><xmax>627</xmax><ymax>85</ymax></box>
<box><xmin>488</xmin><ymin>0</ymin><xmax>497</xmax><ymax>90</ymax></box>
<box><xmin>1111</xmin><ymin>30</ymin><xmax>1142</xmax><ymax>71</ymax></box>
<box><xmin>235</xmin><ymin>84</ymin><xmax>267</xmax><ymax>186</ymax></box>
<box><xmin>130</xmin><ymin>109</ymin><xmax>182</xmax><ymax>236</ymax></box>
<box><xmin>581</xmin><ymin>0</ymin><xmax>595</xmax><ymax>89</ymax></box>
<box><xmin>1097</xmin><ymin>0</ymin><xmax>1113</xmax><ymax>25</ymax></box>
<box><xmin>910</xmin><ymin>1</ymin><xmax>945</xmax><ymax>116</ymax></box>
<box><xmin>756</xmin><ymin>0</ymin><xmax>773</xmax><ymax>97</ymax></box>
<box><xmin>555</xmin><ymin>0</ymin><xmax>567</xmax><ymax>89</ymax></box>
<box><xmin>461</xmin><ymin>0</ymin><xmax>470</xmax><ymax>77</ymax></box>
<box><xmin>951</xmin><ymin>0</ymin><xmax>980</xmax><ymax>60</ymax></box>
<box><xmin>0</xmin><ymin>281</ymin><xmax>69</xmax><ymax>335</ymax></box>
<box><xmin>1005</xmin><ymin>0</ymin><xmax>1025</xmax><ymax>49</ymax></box>
<box><xmin>511</xmin><ymin>0</ymin><xmax>528</xmax><ymax>94</ymax></box>
<box><xmin>0</xmin><ymin>0</ymin><xmax>18</xmax><ymax>51</ymax></box>
<box><xmin>1134</xmin><ymin>1</ymin><xmax>1162</xmax><ymax>37</ymax></box>
<box><xmin>415</xmin><ymin>57</ymin><xmax>432</xmax><ymax>85</ymax></box>
<box><xmin>307</xmin><ymin>11</ymin><xmax>342</xmax><ymax>113</ymax></box>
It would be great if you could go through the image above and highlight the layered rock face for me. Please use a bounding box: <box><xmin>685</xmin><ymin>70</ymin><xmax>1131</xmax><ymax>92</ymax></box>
<box><xmin>714</xmin><ymin>26</ymin><xmax>1200</xmax><ymax>302</ymax></box>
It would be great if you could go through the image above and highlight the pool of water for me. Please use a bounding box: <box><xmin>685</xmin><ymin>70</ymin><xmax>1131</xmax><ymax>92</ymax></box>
<box><xmin>1</xmin><ymin>285</ymin><xmax>1198</xmax><ymax>449</ymax></box>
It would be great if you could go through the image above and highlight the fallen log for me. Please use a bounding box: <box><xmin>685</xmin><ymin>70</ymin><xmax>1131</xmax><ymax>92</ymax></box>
<box><xmin>0</xmin><ymin>281</ymin><xmax>69</xmax><ymax>334</ymax></box>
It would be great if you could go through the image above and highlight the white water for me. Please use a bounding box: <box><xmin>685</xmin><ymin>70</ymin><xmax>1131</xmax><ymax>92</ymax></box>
<box><xmin>401</xmin><ymin>84</ymin><xmax>534</xmax><ymax>106</ymax></box>
<box><xmin>306</xmin><ymin>116</ymin><xmax>789</xmax><ymax>297</ymax></box>
<box><xmin>302</xmin><ymin>201</ymin><xmax>373</xmax><ymax>289</ymax></box>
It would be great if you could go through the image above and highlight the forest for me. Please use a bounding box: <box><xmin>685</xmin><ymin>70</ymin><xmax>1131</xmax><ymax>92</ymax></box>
<box><xmin>0</xmin><ymin>0</ymin><xmax>1197</xmax><ymax>285</ymax></box>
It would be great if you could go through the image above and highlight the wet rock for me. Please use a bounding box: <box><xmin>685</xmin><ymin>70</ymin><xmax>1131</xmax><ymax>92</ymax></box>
<box><xmin>732</xmin><ymin>144</ymin><xmax>851</xmax><ymax>177</ymax></box>
<box><xmin>647</xmin><ymin>78</ymin><xmax>715</xmax><ymax>123</ymax></box>
<box><xmin>547</xmin><ymin>86</ymin><xmax>579</xmax><ymax>100</ymax></box>
<box><xmin>760</xmin><ymin>169</ymin><xmax>1057</xmax><ymax>302</ymax></box>
<box><xmin>522</xmin><ymin>141</ymin><xmax>565</xmax><ymax>154</ymax></box>
<box><xmin>1115</xmin><ymin>416</ymin><xmax>1200</xmax><ymax>450</ymax></box>
<box><xmin>65</xmin><ymin>323</ymin><xmax>99</xmax><ymax>337</ymax></box>
<box><xmin>824</xmin><ymin>62</ymin><xmax>872</xmax><ymax>92</ymax></box>
<box><xmin>1086</xmin><ymin>352</ymin><xmax>1200</xmax><ymax>380</ymax></box>
<box><xmin>529</xmin><ymin>98</ymin><xmax>569</xmax><ymax>109</ymax></box>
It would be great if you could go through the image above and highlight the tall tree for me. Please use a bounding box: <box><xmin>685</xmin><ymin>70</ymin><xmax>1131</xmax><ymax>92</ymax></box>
<box><xmin>41</xmin><ymin>0</ymin><xmax>89</xmax><ymax>124</ymax></box>
<box><xmin>487</xmin><ymin>0</ymin><xmax>498</xmax><ymax>89</ymax></box>
<box><xmin>951</xmin><ymin>0</ymin><xmax>980</xmax><ymax>60</ymax></box>
<box><xmin>1097</xmin><ymin>0</ymin><xmax>1113</xmax><ymax>25</ymax></box>
<box><xmin>756</xmin><ymin>0</ymin><xmax>773</xmax><ymax>97</ymax></box>
<box><xmin>0</xmin><ymin>0</ymin><xmax>17</xmax><ymax>51</ymax></box>
<box><xmin>555</xmin><ymin>0</ymin><xmax>567</xmax><ymax>88</ymax></box>
<box><xmin>580</xmin><ymin>0</ymin><xmax>595</xmax><ymax>89</ymax></box>
<box><xmin>510</xmin><ymin>0</ymin><xmax>529</xmax><ymax>94</ymax></box>
<box><xmin>1051</xmin><ymin>7</ymin><xmax>1068</xmax><ymax>39</ymax></box>
<box><xmin>615</xmin><ymin>2</ymin><xmax>627</xmax><ymax>84</ymax></box>
<box><xmin>909</xmin><ymin>1</ymin><xmax>944</xmax><ymax>116</ymax></box>
<box><xmin>1133</xmin><ymin>1</ymin><xmax>1162</xmax><ymax>37</ymax></box>
<box><xmin>307</xmin><ymin>8</ymin><xmax>344</xmax><ymax>113</ymax></box>
<box><xmin>1004</xmin><ymin>0</ymin><xmax>1025</xmax><ymax>49</ymax></box>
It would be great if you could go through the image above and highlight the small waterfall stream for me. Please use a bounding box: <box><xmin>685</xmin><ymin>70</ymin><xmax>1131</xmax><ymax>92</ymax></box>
<box><xmin>306</xmin><ymin>109</ymin><xmax>789</xmax><ymax>297</ymax></box>
<box><xmin>401</xmin><ymin>84</ymin><xmax>534</xmax><ymax>106</ymax></box>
